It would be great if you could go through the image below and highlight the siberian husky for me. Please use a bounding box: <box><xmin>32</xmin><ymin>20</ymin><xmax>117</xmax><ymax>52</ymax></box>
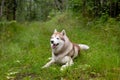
<box><xmin>42</xmin><ymin>29</ymin><xmax>89</xmax><ymax>70</ymax></box>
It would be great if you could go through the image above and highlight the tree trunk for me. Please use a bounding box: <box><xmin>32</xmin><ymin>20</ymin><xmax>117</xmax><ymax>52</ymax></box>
<box><xmin>109</xmin><ymin>2</ymin><xmax>119</xmax><ymax>17</ymax></box>
<box><xmin>94</xmin><ymin>0</ymin><xmax>101</xmax><ymax>17</ymax></box>
<box><xmin>82</xmin><ymin>0</ymin><xmax>86</xmax><ymax>16</ymax></box>
<box><xmin>0</xmin><ymin>0</ymin><xmax>5</xmax><ymax>17</ymax></box>
<box><xmin>54</xmin><ymin>0</ymin><xmax>66</xmax><ymax>12</ymax></box>
<box><xmin>13</xmin><ymin>0</ymin><xmax>17</xmax><ymax>20</ymax></box>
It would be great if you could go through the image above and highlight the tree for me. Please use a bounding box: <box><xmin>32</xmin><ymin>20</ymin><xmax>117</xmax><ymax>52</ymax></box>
<box><xmin>0</xmin><ymin>0</ymin><xmax>119</xmax><ymax>21</ymax></box>
<box><xmin>0</xmin><ymin>0</ymin><xmax>5</xmax><ymax>17</ymax></box>
<box><xmin>69</xmin><ymin>0</ymin><xmax>120</xmax><ymax>18</ymax></box>
<box><xmin>54</xmin><ymin>0</ymin><xmax>68</xmax><ymax>12</ymax></box>
<box><xmin>13</xmin><ymin>0</ymin><xmax>17</xmax><ymax>20</ymax></box>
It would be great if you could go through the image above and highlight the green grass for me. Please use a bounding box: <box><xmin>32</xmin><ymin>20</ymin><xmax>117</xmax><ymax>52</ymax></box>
<box><xmin>0</xmin><ymin>13</ymin><xmax>120</xmax><ymax>80</ymax></box>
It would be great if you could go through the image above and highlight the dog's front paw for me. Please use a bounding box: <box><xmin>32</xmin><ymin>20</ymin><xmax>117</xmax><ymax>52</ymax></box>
<box><xmin>42</xmin><ymin>65</ymin><xmax>48</xmax><ymax>69</ymax></box>
<box><xmin>60</xmin><ymin>65</ymin><xmax>67</xmax><ymax>71</ymax></box>
<box><xmin>41</xmin><ymin>66</ymin><xmax>45</xmax><ymax>69</ymax></box>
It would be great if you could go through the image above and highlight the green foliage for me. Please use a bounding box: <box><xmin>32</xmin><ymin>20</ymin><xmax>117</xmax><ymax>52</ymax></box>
<box><xmin>69</xmin><ymin>0</ymin><xmax>83</xmax><ymax>12</ymax></box>
<box><xmin>0</xmin><ymin>21</ymin><xmax>23</xmax><ymax>43</ymax></box>
<box><xmin>69</xmin><ymin>0</ymin><xmax>120</xmax><ymax>18</ymax></box>
<box><xmin>0</xmin><ymin>13</ymin><xmax>120</xmax><ymax>79</ymax></box>
<box><xmin>1</xmin><ymin>0</ymin><xmax>119</xmax><ymax>21</ymax></box>
<box><xmin>1</xmin><ymin>0</ymin><xmax>55</xmax><ymax>21</ymax></box>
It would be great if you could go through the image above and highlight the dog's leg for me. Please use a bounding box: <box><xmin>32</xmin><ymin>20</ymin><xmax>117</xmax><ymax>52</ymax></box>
<box><xmin>42</xmin><ymin>59</ymin><xmax>55</xmax><ymax>68</ymax></box>
<box><xmin>60</xmin><ymin>56</ymin><xmax>74</xmax><ymax>70</ymax></box>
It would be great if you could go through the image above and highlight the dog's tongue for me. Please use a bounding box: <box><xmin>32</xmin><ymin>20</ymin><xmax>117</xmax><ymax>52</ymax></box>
<box><xmin>52</xmin><ymin>44</ymin><xmax>56</xmax><ymax>49</ymax></box>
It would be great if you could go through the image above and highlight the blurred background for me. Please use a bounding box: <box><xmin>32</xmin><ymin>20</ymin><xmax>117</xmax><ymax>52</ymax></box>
<box><xmin>0</xmin><ymin>0</ymin><xmax>120</xmax><ymax>22</ymax></box>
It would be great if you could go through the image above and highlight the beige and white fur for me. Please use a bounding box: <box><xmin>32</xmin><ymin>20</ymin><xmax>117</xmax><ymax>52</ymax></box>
<box><xmin>42</xmin><ymin>29</ymin><xmax>89</xmax><ymax>70</ymax></box>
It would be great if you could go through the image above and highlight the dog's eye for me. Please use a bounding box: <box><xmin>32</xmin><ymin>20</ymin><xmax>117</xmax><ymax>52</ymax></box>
<box><xmin>56</xmin><ymin>38</ymin><xmax>59</xmax><ymax>40</ymax></box>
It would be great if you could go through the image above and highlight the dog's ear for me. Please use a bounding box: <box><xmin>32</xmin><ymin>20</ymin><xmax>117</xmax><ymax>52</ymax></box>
<box><xmin>54</xmin><ymin>29</ymin><xmax>57</xmax><ymax>33</ymax></box>
<box><xmin>61</xmin><ymin>30</ymin><xmax>66</xmax><ymax>36</ymax></box>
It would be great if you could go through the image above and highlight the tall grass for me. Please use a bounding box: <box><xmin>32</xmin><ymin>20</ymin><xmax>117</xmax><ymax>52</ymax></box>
<box><xmin>0</xmin><ymin>13</ymin><xmax>120</xmax><ymax>80</ymax></box>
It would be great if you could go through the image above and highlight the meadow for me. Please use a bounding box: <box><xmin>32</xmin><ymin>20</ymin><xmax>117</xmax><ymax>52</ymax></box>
<box><xmin>0</xmin><ymin>13</ymin><xmax>120</xmax><ymax>80</ymax></box>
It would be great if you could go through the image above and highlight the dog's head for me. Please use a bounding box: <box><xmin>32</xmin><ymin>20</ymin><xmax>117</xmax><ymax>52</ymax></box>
<box><xmin>50</xmin><ymin>29</ymin><xmax>66</xmax><ymax>49</ymax></box>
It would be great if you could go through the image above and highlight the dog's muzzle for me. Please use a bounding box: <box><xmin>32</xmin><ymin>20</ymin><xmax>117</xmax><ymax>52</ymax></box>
<box><xmin>51</xmin><ymin>41</ymin><xmax>59</xmax><ymax>49</ymax></box>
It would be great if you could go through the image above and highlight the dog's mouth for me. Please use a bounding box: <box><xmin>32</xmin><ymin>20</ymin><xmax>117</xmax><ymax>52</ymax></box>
<box><xmin>52</xmin><ymin>43</ymin><xmax>59</xmax><ymax>49</ymax></box>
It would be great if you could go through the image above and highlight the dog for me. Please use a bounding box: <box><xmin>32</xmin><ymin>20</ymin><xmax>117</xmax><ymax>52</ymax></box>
<box><xmin>42</xmin><ymin>29</ymin><xmax>89</xmax><ymax>70</ymax></box>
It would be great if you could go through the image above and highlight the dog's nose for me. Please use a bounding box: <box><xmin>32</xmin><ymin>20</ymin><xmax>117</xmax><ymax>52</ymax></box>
<box><xmin>51</xmin><ymin>41</ymin><xmax>54</xmax><ymax>44</ymax></box>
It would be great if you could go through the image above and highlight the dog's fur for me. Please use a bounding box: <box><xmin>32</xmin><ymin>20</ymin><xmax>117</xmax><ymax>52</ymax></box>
<box><xmin>42</xmin><ymin>29</ymin><xmax>89</xmax><ymax>70</ymax></box>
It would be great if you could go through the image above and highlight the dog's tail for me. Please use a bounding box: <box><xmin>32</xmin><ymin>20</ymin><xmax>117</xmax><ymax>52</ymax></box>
<box><xmin>79</xmin><ymin>44</ymin><xmax>89</xmax><ymax>50</ymax></box>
